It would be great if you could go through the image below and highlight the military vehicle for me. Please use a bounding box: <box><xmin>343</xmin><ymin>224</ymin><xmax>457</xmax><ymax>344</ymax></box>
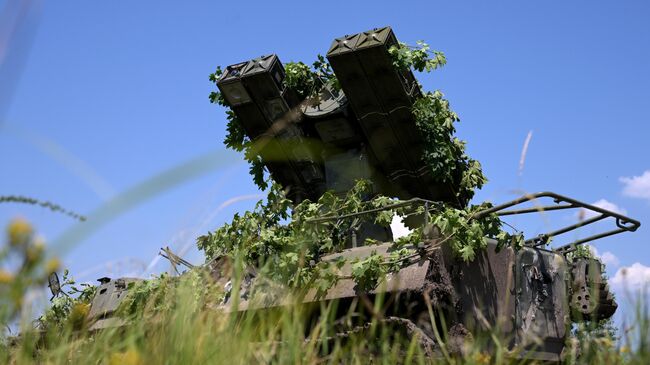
<box><xmin>79</xmin><ymin>27</ymin><xmax>640</xmax><ymax>361</ymax></box>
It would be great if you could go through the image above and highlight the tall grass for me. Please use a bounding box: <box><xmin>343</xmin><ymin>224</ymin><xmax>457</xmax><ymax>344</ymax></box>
<box><xmin>2</xmin><ymin>263</ymin><xmax>650</xmax><ymax>364</ymax></box>
<box><xmin>2</xmin><ymin>274</ymin><xmax>426</xmax><ymax>364</ymax></box>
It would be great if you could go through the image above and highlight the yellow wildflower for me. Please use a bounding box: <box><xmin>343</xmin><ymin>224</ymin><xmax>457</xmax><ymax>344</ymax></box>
<box><xmin>7</xmin><ymin>217</ymin><xmax>33</xmax><ymax>247</ymax></box>
<box><xmin>597</xmin><ymin>337</ymin><xmax>614</xmax><ymax>348</ymax></box>
<box><xmin>45</xmin><ymin>258</ymin><xmax>61</xmax><ymax>273</ymax></box>
<box><xmin>26</xmin><ymin>241</ymin><xmax>45</xmax><ymax>264</ymax></box>
<box><xmin>620</xmin><ymin>345</ymin><xmax>630</xmax><ymax>353</ymax></box>
<box><xmin>473</xmin><ymin>352</ymin><xmax>491</xmax><ymax>364</ymax></box>
<box><xmin>0</xmin><ymin>269</ymin><xmax>14</xmax><ymax>284</ymax></box>
<box><xmin>109</xmin><ymin>349</ymin><xmax>143</xmax><ymax>365</ymax></box>
<box><xmin>69</xmin><ymin>303</ymin><xmax>90</xmax><ymax>329</ymax></box>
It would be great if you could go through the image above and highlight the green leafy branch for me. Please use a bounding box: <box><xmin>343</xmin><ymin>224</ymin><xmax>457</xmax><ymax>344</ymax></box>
<box><xmin>431</xmin><ymin>203</ymin><xmax>524</xmax><ymax>262</ymax></box>
<box><xmin>351</xmin><ymin>251</ymin><xmax>388</xmax><ymax>292</ymax></box>
<box><xmin>411</xmin><ymin>91</ymin><xmax>487</xmax><ymax>205</ymax></box>
<box><xmin>350</xmin><ymin>247</ymin><xmax>412</xmax><ymax>292</ymax></box>
<box><xmin>388</xmin><ymin>40</ymin><xmax>487</xmax><ymax>206</ymax></box>
<box><xmin>197</xmin><ymin>180</ymin><xmax>406</xmax><ymax>289</ymax></box>
<box><xmin>284</xmin><ymin>55</ymin><xmax>339</xmax><ymax>100</ymax></box>
<box><xmin>196</xmin><ymin>179</ymin><xmax>523</xmax><ymax>292</ymax></box>
<box><xmin>388</xmin><ymin>41</ymin><xmax>447</xmax><ymax>72</ymax></box>
<box><xmin>119</xmin><ymin>273</ymin><xmax>176</xmax><ymax>317</ymax></box>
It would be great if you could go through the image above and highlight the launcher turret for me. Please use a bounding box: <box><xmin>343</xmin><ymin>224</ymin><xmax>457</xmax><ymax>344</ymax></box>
<box><xmin>216</xmin><ymin>27</ymin><xmax>462</xmax><ymax>205</ymax></box>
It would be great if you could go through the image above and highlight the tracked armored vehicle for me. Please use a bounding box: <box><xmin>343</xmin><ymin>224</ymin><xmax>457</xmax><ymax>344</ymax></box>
<box><xmin>84</xmin><ymin>27</ymin><xmax>640</xmax><ymax>361</ymax></box>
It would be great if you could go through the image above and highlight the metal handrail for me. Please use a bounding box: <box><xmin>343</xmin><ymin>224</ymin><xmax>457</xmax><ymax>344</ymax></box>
<box><xmin>304</xmin><ymin>191</ymin><xmax>641</xmax><ymax>256</ymax></box>
<box><xmin>474</xmin><ymin>192</ymin><xmax>641</xmax><ymax>254</ymax></box>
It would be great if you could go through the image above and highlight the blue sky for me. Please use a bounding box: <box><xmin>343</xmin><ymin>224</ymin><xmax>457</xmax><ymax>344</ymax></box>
<box><xmin>1</xmin><ymin>0</ymin><xmax>649</xmax><ymax>327</ymax></box>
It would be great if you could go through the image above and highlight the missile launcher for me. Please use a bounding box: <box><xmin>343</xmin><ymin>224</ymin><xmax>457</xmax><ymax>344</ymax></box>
<box><xmin>80</xmin><ymin>26</ymin><xmax>641</xmax><ymax>362</ymax></box>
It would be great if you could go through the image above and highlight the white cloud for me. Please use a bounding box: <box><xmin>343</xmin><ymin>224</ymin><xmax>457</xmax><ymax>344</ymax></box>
<box><xmin>578</xmin><ymin>199</ymin><xmax>627</xmax><ymax>220</ymax></box>
<box><xmin>600</xmin><ymin>251</ymin><xmax>620</xmax><ymax>268</ymax></box>
<box><xmin>611</xmin><ymin>263</ymin><xmax>650</xmax><ymax>290</ymax></box>
<box><xmin>390</xmin><ymin>215</ymin><xmax>412</xmax><ymax>240</ymax></box>
<box><xmin>620</xmin><ymin>170</ymin><xmax>650</xmax><ymax>202</ymax></box>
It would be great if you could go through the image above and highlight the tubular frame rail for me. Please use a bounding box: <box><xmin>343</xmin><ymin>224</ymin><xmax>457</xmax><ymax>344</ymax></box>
<box><xmin>304</xmin><ymin>192</ymin><xmax>640</xmax><ymax>255</ymax></box>
<box><xmin>474</xmin><ymin>192</ymin><xmax>641</xmax><ymax>254</ymax></box>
